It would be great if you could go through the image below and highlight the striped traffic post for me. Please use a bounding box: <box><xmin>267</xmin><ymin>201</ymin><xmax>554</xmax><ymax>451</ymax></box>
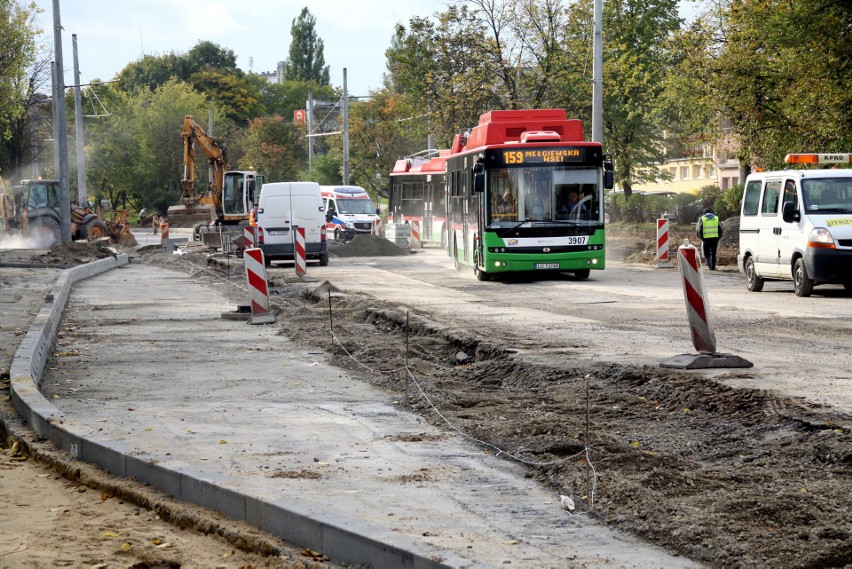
<box><xmin>244</xmin><ymin>225</ymin><xmax>256</xmax><ymax>248</ymax></box>
<box><xmin>243</xmin><ymin>247</ymin><xmax>276</xmax><ymax>325</ymax></box>
<box><xmin>294</xmin><ymin>226</ymin><xmax>307</xmax><ymax>277</ymax></box>
<box><xmin>410</xmin><ymin>220</ymin><xmax>421</xmax><ymax>249</ymax></box>
<box><xmin>160</xmin><ymin>221</ymin><xmax>169</xmax><ymax>241</ymax></box>
<box><xmin>372</xmin><ymin>218</ymin><xmax>383</xmax><ymax>237</ymax></box>
<box><xmin>656</xmin><ymin>218</ymin><xmax>673</xmax><ymax>268</ymax></box>
<box><xmin>677</xmin><ymin>240</ymin><xmax>715</xmax><ymax>354</ymax></box>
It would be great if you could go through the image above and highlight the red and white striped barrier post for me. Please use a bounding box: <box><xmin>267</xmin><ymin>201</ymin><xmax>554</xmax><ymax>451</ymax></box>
<box><xmin>160</xmin><ymin>221</ymin><xmax>169</xmax><ymax>241</ymax></box>
<box><xmin>677</xmin><ymin>240</ymin><xmax>715</xmax><ymax>354</ymax></box>
<box><xmin>244</xmin><ymin>225</ymin><xmax>256</xmax><ymax>248</ymax></box>
<box><xmin>656</xmin><ymin>218</ymin><xmax>673</xmax><ymax>268</ymax></box>
<box><xmin>410</xmin><ymin>220</ymin><xmax>421</xmax><ymax>250</ymax></box>
<box><xmin>372</xmin><ymin>218</ymin><xmax>383</xmax><ymax>237</ymax></box>
<box><xmin>243</xmin><ymin>247</ymin><xmax>276</xmax><ymax>325</ymax></box>
<box><xmin>294</xmin><ymin>226</ymin><xmax>306</xmax><ymax>277</ymax></box>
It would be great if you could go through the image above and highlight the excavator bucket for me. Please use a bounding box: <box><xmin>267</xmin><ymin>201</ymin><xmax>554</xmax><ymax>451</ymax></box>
<box><xmin>167</xmin><ymin>203</ymin><xmax>215</xmax><ymax>227</ymax></box>
<box><xmin>117</xmin><ymin>223</ymin><xmax>138</xmax><ymax>247</ymax></box>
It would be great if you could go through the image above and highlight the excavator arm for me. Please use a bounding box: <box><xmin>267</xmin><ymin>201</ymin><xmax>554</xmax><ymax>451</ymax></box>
<box><xmin>171</xmin><ymin>115</ymin><xmax>229</xmax><ymax>225</ymax></box>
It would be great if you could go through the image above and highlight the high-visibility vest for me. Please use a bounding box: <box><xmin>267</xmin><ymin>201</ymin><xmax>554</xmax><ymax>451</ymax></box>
<box><xmin>702</xmin><ymin>215</ymin><xmax>719</xmax><ymax>238</ymax></box>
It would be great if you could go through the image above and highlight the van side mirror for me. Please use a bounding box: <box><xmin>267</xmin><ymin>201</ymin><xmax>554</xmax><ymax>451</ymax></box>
<box><xmin>326</xmin><ymin>210</ymin><xmax>334</xmax><ymax>222</ymax></box>
<box><xmin>782</xmin><ymin>201</ymin><xmax>800</xmax><ymax>223</ymax></box>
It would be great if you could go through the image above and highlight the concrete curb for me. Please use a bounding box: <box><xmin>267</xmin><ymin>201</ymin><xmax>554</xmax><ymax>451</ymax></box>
<box><xmin>7</xmin><ymin>255</ymin><xmax>473</xmax><ymax>569</ymax></box>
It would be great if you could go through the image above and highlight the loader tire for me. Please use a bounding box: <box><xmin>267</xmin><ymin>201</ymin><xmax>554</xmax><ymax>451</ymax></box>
<box><xmin>83</xmin><ymin>219</ymin><xmax>108</xmax><ymax>240</ymax></box>
<box><xmin>29</xmin><ymin>217</ymin><xmax>62</xmax><ymax>248</ymax></box>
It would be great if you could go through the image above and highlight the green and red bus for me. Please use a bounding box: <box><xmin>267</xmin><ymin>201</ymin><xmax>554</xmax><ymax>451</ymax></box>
<box><xmin>445</xmin><ymin>109</ymin><xmax>613</xmax><ymax>280</ymax></box>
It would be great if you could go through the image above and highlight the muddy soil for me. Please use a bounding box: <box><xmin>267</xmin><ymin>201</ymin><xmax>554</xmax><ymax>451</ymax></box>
<box><xmin>133</xmin><ymin>228</ymin><xmax>852</xmax><ymax>569</ymax></box>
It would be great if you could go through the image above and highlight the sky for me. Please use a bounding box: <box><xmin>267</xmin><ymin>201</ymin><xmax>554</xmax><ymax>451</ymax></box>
<box><xmin>33</xmin><ymin>0</ymin><xmax>451</xmax><ymax>97</ymax></box>
<box><xmin>33</xmin><ymin>0</ymin><xmax>700</xmax><ymax>99</ymax></box>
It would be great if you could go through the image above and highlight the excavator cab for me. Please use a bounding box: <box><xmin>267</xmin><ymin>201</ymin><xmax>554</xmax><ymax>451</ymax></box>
<box><xmin>221</xmin><ymin>171</ymin><xmax>263</xmax><ymax>221</ymax></box>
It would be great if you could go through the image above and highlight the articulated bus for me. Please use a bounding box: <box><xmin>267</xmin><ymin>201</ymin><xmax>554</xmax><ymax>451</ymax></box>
<box><xmin>388</xmin><ymin>150</ymin><xmax>449</xmax><ymax>246</ymax></box>
<box><xmin>446</xmin><ymin>109</ymin><xmax>613</xmax><ymax>280</ymax></box>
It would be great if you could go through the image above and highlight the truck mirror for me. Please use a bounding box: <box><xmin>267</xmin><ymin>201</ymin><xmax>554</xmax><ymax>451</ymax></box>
<box><xmin>782</xmin><ymin>201</ymin><xmax>800</xmax><ymax>223</ymax></box>
<box><xmin>604</xmin><ymin>161</ymin><xmax>614</xmax><ymax>190</ymax></box>
<box><xmin>326</xmin><ymin>210</ymin><xmax>333</xmax><ymax>222</ymax></box>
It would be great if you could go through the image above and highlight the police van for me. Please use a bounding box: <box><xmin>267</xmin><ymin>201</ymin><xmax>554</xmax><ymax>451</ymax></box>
<box><xmin>321</xmin><ymin>185</ymin><xmax>380</xmax><ymax>241</ymax></box>
<box><xmin>738</xmin><ymin>153</ymin><xmax>852</xmax><ymax>296</ymax></box>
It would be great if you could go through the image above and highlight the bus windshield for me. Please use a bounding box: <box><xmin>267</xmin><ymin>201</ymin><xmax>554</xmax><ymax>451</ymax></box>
<box><xmin>337</xmin><ymin>198</ymin><xmax>376</xmax><ymax>215</ymax></box>
<box><xmin>488</xmin><ymin>167</ymin><xmax>600</xmax><ymax>225</ymax></box>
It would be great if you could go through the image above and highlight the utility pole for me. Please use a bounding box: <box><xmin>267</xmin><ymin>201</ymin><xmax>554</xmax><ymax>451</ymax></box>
<box><xmin>307</xmin><ymin>91</ymin><xmax>314</xmax><ymax>170</ymax></box>
<box><xmin>52</xmin><ymin>0</ymin><xmax>71</xmax><ymax>243</ymax></box>
<box><xmin>72</xmin><ymin>34</ymin><xmax>86</xmax><ymax>205</ymax></box>
<box><xmin>342</xmin><ymin>69</ymin><xmax>349</xmax><ymax>185</ymax></box>
<box><xmin>592</xmin><ymin>0</ymin><xmax>603</xmax><ymax>145</ymax></box>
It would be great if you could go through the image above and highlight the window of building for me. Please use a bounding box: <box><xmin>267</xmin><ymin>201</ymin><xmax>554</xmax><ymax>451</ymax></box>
<box><xmin>670</xmin><ymin>167</ymin><xmax>677</xmax><ymax>181</ymax></box>
<box><xmin>680</xmin><ymin>166</ymin><xmax>689</xmax><ymax>180</ymax></box>
<box><xmin>692</xmin><ymin>164</ymin><xmax>702</xmax><ymax>179</ymax></box>
<box><xmin>707</xmin><ymin>165</ymin><xmax>716</xmax><ymax>179</ymax></box>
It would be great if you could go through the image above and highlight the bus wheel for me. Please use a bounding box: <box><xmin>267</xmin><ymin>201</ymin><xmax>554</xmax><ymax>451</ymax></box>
<box><xmin>573</xmin><ymin>269</ymin><xmax>590</xmax><ymax>280</ymax></box>
<box><xmin>474</xmin><ymin>250</ymin><xmax>491</xmax><ymax>281</ymax></box>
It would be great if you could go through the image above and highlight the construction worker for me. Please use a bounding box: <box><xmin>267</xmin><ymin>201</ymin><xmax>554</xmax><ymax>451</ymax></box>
<box><xmin>696</xmin><ymin>208</ymin><xmax>723</xmax><ymax>270</ymax></box>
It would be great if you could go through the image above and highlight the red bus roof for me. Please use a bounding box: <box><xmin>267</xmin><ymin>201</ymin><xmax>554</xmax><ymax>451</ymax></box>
<box><xmin>451</xmin><ymin>109</ymin><xmax>586</xmax><ymax>155</ymax></box>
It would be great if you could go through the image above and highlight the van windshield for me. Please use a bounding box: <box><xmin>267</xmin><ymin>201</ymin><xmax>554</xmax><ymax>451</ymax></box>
<box><xmin>802</xmin><ymin>179</ymin><xmax>852</xmax><ymax>212</ymax></box>
<box><xmin>337</xmin><ymin>198</ymin><xmax>375</xmax><ymax>215</ymax></box>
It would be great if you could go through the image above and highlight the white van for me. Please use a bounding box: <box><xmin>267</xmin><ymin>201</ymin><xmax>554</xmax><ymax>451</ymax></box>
<box><xmin>321</xmin><ymin>185</ymin><xmax>380</xmax><ymax>241</ymax></box>
<box><xmin>738</xmin><ymin>153</ymin><xmax>852</xmax><ymax>296</ymax></box>
<box><xmin>255</xmin><ymin>182</ymin><xmax>328</xmax><ymax>267</ymax></box>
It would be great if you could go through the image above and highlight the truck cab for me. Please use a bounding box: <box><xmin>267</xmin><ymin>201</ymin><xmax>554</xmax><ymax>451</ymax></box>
<box><xmin>738</xmin><ymin>153</ymin><xmax>852</xmax><ymax>296</ymax></box>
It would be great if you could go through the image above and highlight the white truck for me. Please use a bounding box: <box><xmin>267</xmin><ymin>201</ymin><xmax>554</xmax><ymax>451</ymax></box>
<box><xmin>255</xmin><ymin>182</ymin><xmax>328</xmax><ymax>267</ymax></box>
<box><xmin>738</xmin><ymin>153</ymin><xmax>852</xmax><ymax>296</ymax></box>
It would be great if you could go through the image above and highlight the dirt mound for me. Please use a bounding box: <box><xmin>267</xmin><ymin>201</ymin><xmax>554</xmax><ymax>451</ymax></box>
<box><xmin>330</xmin><ymin>235</ymin><xmax>410</xmax><ymax>257</ymax></box>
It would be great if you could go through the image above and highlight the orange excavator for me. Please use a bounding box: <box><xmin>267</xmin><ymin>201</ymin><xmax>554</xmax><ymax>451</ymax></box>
<box><xmin>167</xmin><ymin>115</ymin><xmax>264</xmax><ymax>229</ymax></box>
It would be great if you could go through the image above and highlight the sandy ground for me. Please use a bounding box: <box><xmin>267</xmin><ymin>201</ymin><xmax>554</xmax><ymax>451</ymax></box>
<box><xmin>2</xmin><ymin>226</ymin><xmax>851</xmax><ymax>568</ymax></box>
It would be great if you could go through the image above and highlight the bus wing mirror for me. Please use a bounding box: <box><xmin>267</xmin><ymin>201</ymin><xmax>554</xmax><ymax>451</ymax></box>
<box><xmin>604</xmin><ymin>161</ymin><xmax>614</xmax><ymax>190</ymax></box>
<box><xmin>473</xmin><ymin>172</ymin><xmax>485</xmax><ymax>193</ymax></box>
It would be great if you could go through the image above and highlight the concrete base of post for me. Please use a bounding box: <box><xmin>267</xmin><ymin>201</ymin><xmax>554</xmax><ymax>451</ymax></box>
<box><xmin>248</xmin><ymin>312</ymin><xmax>277</xmax><ymax>325</ymax></box>
<box><xmin>221</xmin><ymin>305</ymin><xmax>252</xmax><ymax>321</ymax></box>
<box><xmin>660</xmin><ymin>353</ymin><xmax>753</xmax><ymax>369</ymax></box>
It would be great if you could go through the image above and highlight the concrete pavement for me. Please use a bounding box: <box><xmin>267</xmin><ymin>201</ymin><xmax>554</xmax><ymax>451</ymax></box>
<box><xmin>8</xmin><ymin>248</ymin><xmax>696</xmax><ymax>568</ymax></box>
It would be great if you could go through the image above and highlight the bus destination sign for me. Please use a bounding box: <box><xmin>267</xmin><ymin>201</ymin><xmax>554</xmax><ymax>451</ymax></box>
<box><xmin>495</xmin><ymin>147</ymin><xmax>588</xmax><ymax>165</ymax></box>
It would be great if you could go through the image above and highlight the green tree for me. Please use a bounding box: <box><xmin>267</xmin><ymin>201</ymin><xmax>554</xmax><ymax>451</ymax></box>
<box><xmin>0</xmin><ymin>0</ymin><xmax>43</xmax><ymax>179</ymax></box>
<box><xmin>85</xmin><ymin>79</ymin><xmax>221</xmax><ymax>214</ymax></box>
<box><xmin>282</xmin><ymin>8</ymin><xmax>330</xmax><ymax>85</ymax></box>
<box><xmin>600</xmin><ymin>0</ymin><xmax>681</xmax><ymax>194</ymax></box>
<box><xmin>712</xmin><ymin>0</ymin><xmax>852</xmax><ymax>169</ymax></box>
<box><xmin>240</xmin><ymin>114</ymin><xmax>307</xmax><ymax>182</ymax></box>
<box><xmin>386</xmin><ymin>6</ymin><xmax>496</xmax><ymax>148</ymax></box>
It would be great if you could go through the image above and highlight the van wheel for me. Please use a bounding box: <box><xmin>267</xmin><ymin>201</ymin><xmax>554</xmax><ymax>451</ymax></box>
<box><xmin>794</xmin><ymin>258</ymin><xmax>813</xmax><ymax>297</ymax></box>
<box><xmin>319</xmin><ymin>252</ymin><xmax>329</xmax><ymax>266</ymax></box>
<box><xmin>745</xmin><ymin>257</ymin><xmax>764</xmax><ymax>292</ymax></box>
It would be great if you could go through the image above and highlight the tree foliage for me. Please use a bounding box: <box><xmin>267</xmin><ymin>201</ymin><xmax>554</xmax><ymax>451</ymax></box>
<box><xmin>239</xmin><ymin>115</ymin><xmax>307</xmax><ymax>183</ymax></box>
<box><xmin>282</xmin><ymin>8</ymin><xmax>330</xmax><ymax>85</ymax></box>
<box><xmin>0</xmin><ymin>0</ymin><xmax>42</xmax><ymax>178</ymax></box>
<box><xmin>711</xmin><ymin>0</ymin><xmax>852</xmax><ymax>169</ymax></box>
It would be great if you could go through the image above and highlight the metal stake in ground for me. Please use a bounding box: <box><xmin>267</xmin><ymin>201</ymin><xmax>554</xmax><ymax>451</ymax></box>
<box><xmin>327</xmin><ymin>289</ymin><xmax>334</xmax><ymax>354</ymax></box>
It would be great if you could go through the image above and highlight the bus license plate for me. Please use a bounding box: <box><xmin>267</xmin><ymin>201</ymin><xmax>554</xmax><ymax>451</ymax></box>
<box><xmin>534</xmin><ymin>263</ymin><xmax>560</xmax><ymax>269</ymax></box>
